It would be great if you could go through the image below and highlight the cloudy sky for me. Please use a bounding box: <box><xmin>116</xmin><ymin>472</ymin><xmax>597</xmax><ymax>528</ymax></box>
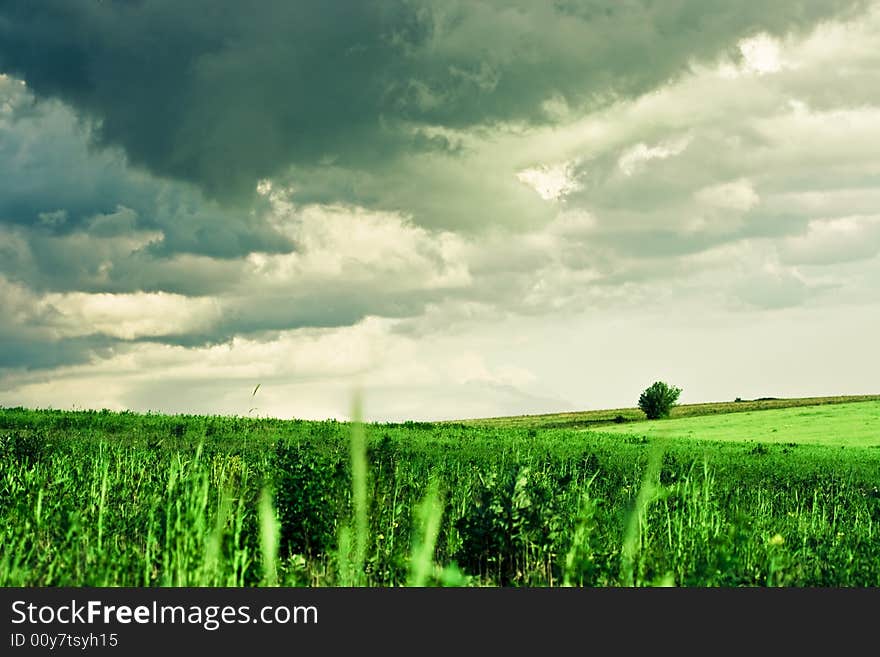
<box><xmin>1</xmin><ymin>0</ymin><xmax>879</xmax><ymax>421</ymax></box>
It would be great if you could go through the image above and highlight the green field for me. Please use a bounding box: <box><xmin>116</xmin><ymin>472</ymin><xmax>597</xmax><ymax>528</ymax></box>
<box><xmin>2</xmin><ymin>396</ymin><xmax>880</xmax><ymax>587</ymax></box>
<box><xmin>597</xmin><ymin>401</ymin><xmax>880</xmax><ymax>447</ymax></box>
<box><xmin>458</xmin><ymin>394</ymin><xmax>880</xmax><ymax>430</ymax></box>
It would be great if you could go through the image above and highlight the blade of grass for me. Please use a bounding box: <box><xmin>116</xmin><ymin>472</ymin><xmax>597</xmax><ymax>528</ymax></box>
<box><xmin>259</xmin><ymin>487</ymin><xmax>279</xmax><ymax>587</ymax></box>
<box><xmin>349</xmin><ymin>392</ymin><xmax>368</xmax><ymax>586</ymax></box>
<box><xmin>620</xmin><ymin>446</ymin><xmax>664</xmax><ymax>587</ymax></box>
<box><xmin>407</xmin><ymin>478</ymin><xmax>443</xmax><ymax>587</ymax></box>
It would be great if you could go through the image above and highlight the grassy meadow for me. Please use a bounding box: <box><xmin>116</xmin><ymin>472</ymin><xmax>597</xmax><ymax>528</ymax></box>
<box><xmin>458</xmin><ymin>394</ymin><xmax>880</xmax><ymax>430</ymax></box>
<box><xmin>598</xmin><ymin>400</ymin><xmax>880</xmax><ymax>447</ymax></box>
<box><xmin>2</xmin><ymin>395</ymin><xmax>879</xmax><ymax>587</ymax></box>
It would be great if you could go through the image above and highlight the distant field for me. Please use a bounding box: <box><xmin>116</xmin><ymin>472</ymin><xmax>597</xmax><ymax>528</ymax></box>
<box><xmin>3</xmin><ymin>398</ymin><xmax>880</xmax><ymax>587</ymax></box>
<box><xmin>458</xmin><ymin>394</ymin><xmax>880</xmax><ymax>430</ymax></box>
<box><xmin>596</xmin><ymin>400</ymin><xmax>880</xmax><ymax>448</ymax></box>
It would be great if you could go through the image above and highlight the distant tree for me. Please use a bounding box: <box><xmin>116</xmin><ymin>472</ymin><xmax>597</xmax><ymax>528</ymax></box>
<box><xmin>638</xmin><ymin>381</ymin><xmax>682</xmax><ymax>420</ymax></box>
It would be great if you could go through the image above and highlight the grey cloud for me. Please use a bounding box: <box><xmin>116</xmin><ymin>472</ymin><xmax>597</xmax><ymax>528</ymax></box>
<box><xmin>0</xmin><ymin>0</ymin><xmax>865</xmax><ymax>204</ymax></box>
<box><xmin>734</xmin><ymin>268</ymin><xmax>810</xmax><ymax>310</ymax></box>
<box><xmin>0</xmin><ymin>334</ymin><xmax>116</xmax><ymax>371</ymax></box>
<box><xmin>146</xmin><ymin>284</ymin><xmax>454</xmax><ymax>348</ymax></box>
<box><xmin>778</xmin><ymin>218</ymin><xmax>880</xmax><ymax>266</ymax></box>
<box><xmin>3</xmin><ymin>0</ymin><xmax>880</xmax><ymax>406</ymax></box>
<box><xmin>0</xmin><ymin>81</ymin><xmax>293</xmax><ymax>263</ymax></box>
<box><xmin>280</xmin><ymin>156</ymin><xmax>555</xmax><ymax>232</ymax></box>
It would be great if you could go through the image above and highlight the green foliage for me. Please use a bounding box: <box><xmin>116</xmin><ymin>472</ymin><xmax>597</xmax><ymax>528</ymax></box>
<box><xmin>3</xmin><ymin>404</ymin><xmax>880</xmax><ymax>587</ymax></box>
<box><xmin>638</xmin><ymin>381</ymin><xmax>682</xmax><ymax>420</ymax></box>
<box><xmin>562</xmin><ymin>472</ymin><xmax>603</xmax><ymax>587</ymax></box>
<box><xmin>0</xmin><ymin>429</ymin><xmax>51</xmax><ymax>466</ymax></box>
<box><xmin>454</xmin><ymin>466</ymin><xmax>570</xmax><ymax>585</ymax></box>
<box><xmin>273</xmin><ymin>432</ymin><xmax>347</xmax><ymax>560</ymax></box>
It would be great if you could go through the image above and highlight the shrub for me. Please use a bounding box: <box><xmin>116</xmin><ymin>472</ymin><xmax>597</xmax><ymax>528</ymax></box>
<box><xmin>273</xmin><ymin>438</ymin><xmax>348</xmax><ymax>559</ymax></box>
<box><xmin>0</xmin><ymin>429</ymin><xmax>51</xmax><ymax>465</ymax></box>
<box><xmin>454</xmin><ymin>466</ymin><xmax>569</xmax><ymax>585</ymax></box>
<box><xmin>638</xmin><ymin>381</ymin><xmax>682</xmax><ymax>420</ymax></box>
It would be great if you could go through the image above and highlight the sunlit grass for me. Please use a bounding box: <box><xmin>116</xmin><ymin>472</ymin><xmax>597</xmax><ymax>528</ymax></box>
<box><xmin>597</xmin><ymin>401</ymin><xmax>880</xmax><ymax>447</ymax></box>
<box><xmin>458</xmin><ymin>394</ymin><xmax>880</xmax><ymax>430</ymax></box>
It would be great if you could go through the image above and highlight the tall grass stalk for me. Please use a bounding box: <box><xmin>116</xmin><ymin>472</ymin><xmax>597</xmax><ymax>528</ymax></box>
<box><xmin>349</xmin><ymin>393</ymin><xmax>369</xmax><ymax>586</ymax></box>
<box><xmin>563</xmin><ymin>472</ymin><xmax>599</xmax><ymax>587</ymax></box>
<box><xmin>259</xmin><ymin>487</ymin><xmax>279</xmax><ymax>586</ymax></box>
<box><xmin>620</xmin><ymin>447</ymin><xmax>664</xmax><ymax>587</ymax></box>
<box><xmin>407</xmin><ymin>479</ymin><xmax>443</xmax><ymax>587</ymax></box>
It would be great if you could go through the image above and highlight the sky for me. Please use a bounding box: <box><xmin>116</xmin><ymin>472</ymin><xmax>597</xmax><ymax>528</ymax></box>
<box><xmin>1</xmin><ymin>0</ymin><xmax>879</xmax><ymax>421</ymax></box>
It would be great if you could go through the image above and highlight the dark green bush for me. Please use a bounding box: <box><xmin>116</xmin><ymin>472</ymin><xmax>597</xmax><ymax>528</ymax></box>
<box><xmin>0</xmin><ymin>429</ymin><xmax>51</xmax><ymax>465</ymax></box>
<box><xmin>638</xmin><ymin>381</ymin><xmax>682</xmax><ymax>420</ymax></box>
<box><xmin>273</xmin><ymin>438</ymin><xmax>347</xmax><ymax>559</ymax></box>
<box><xmin>454</xmin><ymin>466</ymin><xmax>569</xmax><ymax>585</ymax></box>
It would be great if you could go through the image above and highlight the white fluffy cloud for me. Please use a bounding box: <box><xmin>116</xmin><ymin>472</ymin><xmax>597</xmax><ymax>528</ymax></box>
<box><xmin>780</xmin><ymin>216</ymin><xmax>880</xmax><ymax>265</ymax></box>
<box><xmin>617</xmin><ymin>136</ymin><xmax>692</xmax><ymax>176</ymax></box>
<box><xmin>253</xmin><ymin>190</ymin><xmax>471</xmax><ymax>291</ymax></box>
<box><xmin>45</xmin><ymin>292</ymin><xmax>222</xmax><ymax>340</ymax></box>
<box><xmin>734</xmin><ymin>33</ymin><xmax>788</xmax><ymax>76</ymax></box>
<box><xmin>516</xmin><ymin>160</ymin><xmax>583</xmax><ymax>201</ymax></box>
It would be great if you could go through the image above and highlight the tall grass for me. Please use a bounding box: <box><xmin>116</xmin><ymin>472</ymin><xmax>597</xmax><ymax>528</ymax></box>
<box><xmin>620</xmin><ymin>447</ymin><xmax>664</xmax><ymax>587</ymax></box>
<box><xmin>406</xmin><ymin>479</ymin><xmax>443</xmax><ymax>587</ymax></box>
<box><xmin>2</xmin><ymin>407</ymin><xmax>880</xmax><ymax>586</ymax></box>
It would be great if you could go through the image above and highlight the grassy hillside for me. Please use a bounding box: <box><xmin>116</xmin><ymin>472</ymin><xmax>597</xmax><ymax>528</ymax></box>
<box><xmin>597</xmin><ymin>401</ymin><xmax>880</xmax><ymax>447</ymax></box>
<box><xmin>456</xmin><ymin>394</ymin><xmax>880</xmax><ymax>430</ymax></box>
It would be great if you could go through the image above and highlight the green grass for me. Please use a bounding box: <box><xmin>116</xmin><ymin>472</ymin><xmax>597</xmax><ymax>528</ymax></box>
<box><xmin>457</xmin><ymin>394</ymin><xmax>880</xmax><ymax>430</ymax></box>
<box><xmin>596</xmin><ymin>401</ymin><xmax>880</xmax><ymax>447</ymax></box>
<box><xmin>2</xmin><ymin>397</ymin><xmax>880</xmax><ymax>587</ymax></box>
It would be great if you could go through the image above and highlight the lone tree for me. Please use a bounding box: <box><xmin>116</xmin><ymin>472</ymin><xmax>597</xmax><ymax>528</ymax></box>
<box><xmin>638</xmin><ymin>381</ymin><xmax>682</xmax><ymax>420</ymax></box>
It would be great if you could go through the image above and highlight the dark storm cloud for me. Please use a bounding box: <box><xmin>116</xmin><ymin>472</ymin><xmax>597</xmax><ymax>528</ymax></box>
<box><xmin>0</xmin><ymin>226</ymin><xmax>246</xmax><ymax>295</ymax></box>
<box><xmin>0</xmin><ymin>0</ymin><xmax>866</xmax><ymax>203</ymax></box>
<box><xmin>0</xmin><ymin>81</ymin><xmax>294</xmax><ymax>291</ymax></box>
<box><xmin>0</xmin><ymin>334</ymin><xmax>115</xmax><ymax>370</ymax></box>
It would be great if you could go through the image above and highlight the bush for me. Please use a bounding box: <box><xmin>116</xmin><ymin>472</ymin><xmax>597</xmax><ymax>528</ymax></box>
<box><xmin>273</xmin><ymin>438</ymin><xmax>348</xmax><ymax>559</ymax></box>
<box><xmin>454</xmin><ymin>465</ymin><xmax>569</xmax><ymax>585</ymax></box>
<box><xmin>0</xmin><ymin>429</ymin><xmax>51</xmax><ymax>465</ymax></box>
<box><xmin>638</xmin><ymin>381</ymin><xmax>682</xmax><ymax>420</ymax></box>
